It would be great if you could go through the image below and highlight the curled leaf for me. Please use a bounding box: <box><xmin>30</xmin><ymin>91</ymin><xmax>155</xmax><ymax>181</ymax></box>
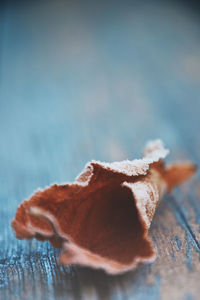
<box><xmin>11</xmin><ymin>140</ymin><xmax>196</xmax><ymax>274</ymax></box>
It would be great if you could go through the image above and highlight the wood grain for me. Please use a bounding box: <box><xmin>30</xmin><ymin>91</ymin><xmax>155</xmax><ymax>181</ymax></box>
<box><xmin>0</xmin><ymin>0</ymin><xmax>200</xmax><ymax>299</ymax></box>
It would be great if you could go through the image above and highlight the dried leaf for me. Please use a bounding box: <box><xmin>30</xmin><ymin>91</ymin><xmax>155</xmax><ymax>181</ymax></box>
<box><xmin>11</xmin><ymin>140</ymin><xmax>196</xmax><ymax>274</ymax></box>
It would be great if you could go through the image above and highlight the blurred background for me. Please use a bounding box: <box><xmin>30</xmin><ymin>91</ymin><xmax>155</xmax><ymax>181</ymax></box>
<box><xmin>0</xmin><ymin>0</ymin><xmax>200</xmax><ymax>299</ymax></box>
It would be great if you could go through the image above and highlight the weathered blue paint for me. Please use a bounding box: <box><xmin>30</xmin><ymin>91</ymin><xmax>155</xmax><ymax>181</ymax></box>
<box><xmin>184</xmin><ymin>293</ymin><xmax>194</xmax><ymax>300</ymax></box>
<box><xmin>188</xmin><ymin>194</ymin><xmax>200</xmax><ymax>234</ymax></box>
<box><xmin>185</xmin><ymin>233</ymin><xmax>193</xmax><ymax>271</ymax></box>
<box><xmin>168</xmin><ymin>198</ymin><xmax>200</xmax><ymax>271</ymax></box>
<box><xmin>170</xmin><ymin>252</ymin><xmax>175</xmax><ymax>261</ymax></box>
<box><xmin>174</xmin><ymin>236</ymin><xmax>183</xmax><ymax>251</ymax></box>
<box><xmin>134</xmin><ymin>275</ymin><xmax>161</xmax><ymax>300</ymax></box>
<box><xmin>1</xmin><ymin>0</ymin><xmax>200</xmax><ymax>299</ymax></box>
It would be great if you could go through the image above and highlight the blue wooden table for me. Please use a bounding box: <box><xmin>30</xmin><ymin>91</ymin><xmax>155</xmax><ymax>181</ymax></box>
<box><xmin>0</xmin><ymin>0</ymin><xmax>200</xmax><ymax>299</ymax></box>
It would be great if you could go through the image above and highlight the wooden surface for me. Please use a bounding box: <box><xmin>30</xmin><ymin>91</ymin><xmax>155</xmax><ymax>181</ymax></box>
<box><xmin>0</xmin><ymin>0</ymin><xmax>200</xmax><ymax>299</ymax></box>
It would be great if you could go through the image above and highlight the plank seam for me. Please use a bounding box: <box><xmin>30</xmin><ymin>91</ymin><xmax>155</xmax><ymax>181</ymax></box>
<box><xmin>172</xmin><ymin>199</ymin><xmax>200</xmax><ymax>251</ymax></box>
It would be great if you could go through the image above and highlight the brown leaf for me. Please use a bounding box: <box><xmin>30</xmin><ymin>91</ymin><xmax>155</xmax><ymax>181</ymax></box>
<box><xmin>11</xmin><ymin>140</ymin><xmax>196</xmax><ymax>274</ymax></box>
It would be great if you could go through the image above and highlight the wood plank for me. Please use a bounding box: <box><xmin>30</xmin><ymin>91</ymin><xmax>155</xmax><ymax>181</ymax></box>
<box><xmin>0</xmin><ymin>0</ymin><xmax>200</xmax><ymax>299</ymax></box>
